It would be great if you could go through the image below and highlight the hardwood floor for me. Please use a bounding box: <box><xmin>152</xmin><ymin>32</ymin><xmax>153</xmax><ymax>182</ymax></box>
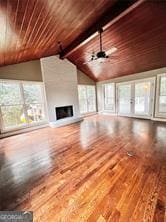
<box><xmin>0</xmin><ymin>114</ymin><xmax>165</xmax><ymax>222</ymax></box>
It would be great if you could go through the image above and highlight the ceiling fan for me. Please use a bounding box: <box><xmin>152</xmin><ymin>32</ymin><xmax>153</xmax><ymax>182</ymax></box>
<box><xmin>83</xmin><ymin>28</ymin><xmax>117</xmax><ymax>64</ymax></box>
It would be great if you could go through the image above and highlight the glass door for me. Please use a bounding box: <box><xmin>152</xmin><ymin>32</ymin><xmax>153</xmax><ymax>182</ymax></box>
<box><xmin>134</xmin><ymin>80</ymin><xmax>153</xmax><ymax>117</ymax></box>
<box><xmin>117</xmin><ymin>78</ymin><xmax>155</xmax><ymax>118</ymax></box>
<box><xmin>117</xmin><ymin>83</ymin><xmax>132</xmax><ymax>116</ymax></box>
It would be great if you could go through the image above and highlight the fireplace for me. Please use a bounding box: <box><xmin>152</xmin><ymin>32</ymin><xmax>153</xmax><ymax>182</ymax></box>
<box><xmin>55</xmin><ymin>105</ymin><xmax>73</xmax><ymax>120</ymax></box>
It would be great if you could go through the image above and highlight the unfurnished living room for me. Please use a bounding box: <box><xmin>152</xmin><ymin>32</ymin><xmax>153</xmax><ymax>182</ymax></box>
<box><xmin>0</xmin><ymin>0</ymin><xmax>166</xmax><ymax>221</ymax></box>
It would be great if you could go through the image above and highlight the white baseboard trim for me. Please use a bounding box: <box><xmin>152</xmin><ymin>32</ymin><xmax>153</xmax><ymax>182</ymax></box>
<box><xmin>100</xmin><ymin>111</ymin><xmax>117</xmax><ymax>116</ymax></box>
<box><xmin>0</xmin><ymin>124</ymin><xmax>49</xmax><ymax>138</ymax></box>
<box><xmin>81</xmin><ymin>112</ymin><xmax>97</xmax><ymax>117</ymax></box>
<box><xmin>98</xmin><ymin>112</ymin><xmax>166</xmax><ymax>122</ymax></box>
<box><xmin>151</xmin><ymin>118</ymin><xmax>166</xmax><ymax>122</ymax></box>
<box><xmin>49</xmin><ymin>116</ymin><xmax>83</xmax><ymax>128</ymax></box>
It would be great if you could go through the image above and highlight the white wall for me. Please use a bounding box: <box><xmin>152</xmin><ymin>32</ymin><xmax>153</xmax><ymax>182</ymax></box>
<box><xmin>97</xmin><ymin>67</ymin><xmax>166</xmax><ymax>118</ymax></box>
<box><xmin>77</xmin><ymin>69</ymin><xmax>95</xmax><ymax>85</ymax></box>
<box><xmin>40</xmin><ymin>55</ymin><xmax>80</xmax><ymax>123</ymax></box>
<box><xmin>0</xmin><ymin>60</ymin><xmax>42</xmax><ymax>81</ymax></box>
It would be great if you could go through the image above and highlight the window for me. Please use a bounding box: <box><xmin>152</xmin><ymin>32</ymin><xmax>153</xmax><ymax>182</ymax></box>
<box><xmin>0</xmin><ymin>81</ymin><xmax>25</xmax><ymax>130</ymax></box>
<box><xmin>155</xmin><ymin>74</ymin><xmax>166</xmax><ymax>118</ymax></box>
<box><xmin>78</xmin><ymin>85</ymin><xmax>96</xmax><ymax>114</ymax></box>
<box><xmin>0</xmin><ymin>80</ymin><xmax>47</xmax><ymax>132</ymax></box>
<box><xmin>23</xmin><ymin>83</ymin><xmax>46</xmax><ymax>123</ymax></box>
<box><xmin>104</xmin><ymin>83</ymin><xmax>115</xmax><ymax>112</ymax></box>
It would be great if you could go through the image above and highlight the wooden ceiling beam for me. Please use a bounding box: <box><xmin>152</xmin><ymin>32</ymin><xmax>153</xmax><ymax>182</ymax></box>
<box><xmin>60</xmin><ymin>0</ymin><xmax>146</xmax><ymax>59</ymax></box>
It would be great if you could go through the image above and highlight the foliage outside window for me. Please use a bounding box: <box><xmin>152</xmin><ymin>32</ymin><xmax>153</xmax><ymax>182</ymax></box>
<box><xmin>159</xmin><ymin>76</ymin><xmax>166</xmax><ymax>113</ymax></box>
<box><xmin>0</xmin><ymin>80</ymin><xmax>47</xmax><ymax>132</ymax></box>
<box><xmin>104</xmin><ymin>83</ymin><xmax>115</xmax><ymax>112</ymax></box>
<box><xmin>78</xmin><ymin>85</ymin><xmax>96</xmax><ymax>114</ymax></box>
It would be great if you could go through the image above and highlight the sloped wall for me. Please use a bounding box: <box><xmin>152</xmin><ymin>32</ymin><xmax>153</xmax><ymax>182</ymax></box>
<box><xmin>0</xmin><ymin>60</ymin><xmax>42</xmax><ymax>81</ymax></box>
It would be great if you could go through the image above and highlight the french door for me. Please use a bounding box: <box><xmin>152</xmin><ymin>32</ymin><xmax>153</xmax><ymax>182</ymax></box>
<box><xmin>117</xmin><ymin>78</ymin><xmax>155</xmax><ymax>118</ymax></box>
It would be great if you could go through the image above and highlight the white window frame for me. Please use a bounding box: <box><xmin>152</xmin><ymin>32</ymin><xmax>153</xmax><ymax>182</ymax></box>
<box><xmin>116</xmin><ymin>80</ymin><xmax>133</xmax><ymax>116</ymax></box>
<box><xmin>78</xmin><ymin>85</ymin><xmax>96</xmax><ymax>114</ymax></box>
<box><xmin>103</xmin><ymin>83</ymin><xmax>116</xmax><ymax>113</ymax></box>
<box><xmin>0</xmin><ymin>79</ymin><xmax>48</xmax><ymax>133</ymax></box>
<box><xmin>155</xmin><ymin>73</ymin><xmax>166</xmax><ymax>118</ymax></box>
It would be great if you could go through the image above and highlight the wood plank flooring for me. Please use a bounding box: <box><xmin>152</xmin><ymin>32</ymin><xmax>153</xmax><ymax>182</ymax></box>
<box><xmin>0</xmin><ymin>114</ymin><xmax>166</xmax><ymax>222</ymax></box>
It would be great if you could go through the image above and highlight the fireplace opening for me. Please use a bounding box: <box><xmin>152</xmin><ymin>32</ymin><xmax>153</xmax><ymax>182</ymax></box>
<box><xmin>55</xmin><ymin>105</ymin><xmax>73</xmax><ymax>120</ymax></box>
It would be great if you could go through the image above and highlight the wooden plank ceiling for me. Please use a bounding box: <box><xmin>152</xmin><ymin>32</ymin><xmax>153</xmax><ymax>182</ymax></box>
<box><xmin>0</xmin><ymin>0</ymin><xmax>166</xmax><ymax>81</ymax></box>
<box><xmin>0</xmin><ymin>0</ymin><xmax>117</xmax><ymax>66</ymax></box>
<box><xmin>68</xmin><ymin>1</ymin><xmax>166</xmax><ymax>81</ymax></box>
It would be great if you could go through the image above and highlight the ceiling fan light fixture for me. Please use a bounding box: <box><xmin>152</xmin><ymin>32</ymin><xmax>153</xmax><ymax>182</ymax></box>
<box><xmin>98</xmin><ymin>57</ymin><xmax>105</xmax><ymax>63</ymax></box>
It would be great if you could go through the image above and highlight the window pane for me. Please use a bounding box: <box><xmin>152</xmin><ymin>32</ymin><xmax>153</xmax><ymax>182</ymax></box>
<box><xmin>78</xmin><ymin>85</ymin><xmax>96</xmax><ymax>114</ymax></box>
<box><xmin>105</xmin><ymin>98</ymin><xmax>114</xmax><ymax>111</ymax></box>
<box><xmin>105</xmin><ymin>84</ymin><xmax>114</xmax><ymax>96</ymax></box>
<box><xmin>23</xmin><ymin>84</ymin><xmax>43</xmax><ymax>104</ymax></box>
<box><xmin>79</xmin><ymin>99</ymin><xmax>87</xmax><ymax>113</ymax></box>
<box><xmin>159</xmin><ymin>96</ymin><xmax>166</xmax><ymax>112</ymax></box>
<box><xmin>0</xmin><ymin>82</ymin><xmax>22</xmax><ymax>105</ymax></box>
<box><xmin>88</xmin><ymin>99</ymin><xmax>96</xmax><ymax>112</ymax></box>
<box><xmin>1</xmin><ymin>105</ymin><xmax>26</xmax><ymax>129</ymax></box>
<box><xmin>78</xmin><ymin>86</ymin><xmax>86</xmax><ymax>99</ymax></box>
<box><xmin>158</xmin><ymin>76</ymin><xmax>166</xmax><ymax>113</ymax></box>
<box><xmin>118</xmin><ymin>84</ymin><xmax>131</xmax><ymax>114</ymax></box>
<box><xmin>87</xmin><ymin>86</ymin><xmax>96</xmax><ymax>112</ymax></box>
<box><xmin>119</xmin><ymin>85</ymin><xmax>131</xmax><ymax>98</ymax></box>
<box><xmin>160</xmin><ymin>77</ymin><xmax>166</xmax><ymax>96</ymax></box>
<box><xmin>134</xmin><ymin>82</ymin><xmax>151</xmax><ymax>114</ymax></box>
<box><xmin>104</xmin><ymin>83</ymin><xmax>115</xmax><ymax>111</ymax></box>
<box><xmin>87</xmin><ymin>86</ymin><xmax>95</xmax><ymax>98</ymax></box>
<box><xmin>78</xmin><ymin>86</ymin><xmax>87</xmax><ymax>113</ymax></box>
<box><xmin>26</xmin><ymin>104</ymin><xmax>46</xmax><ymax>123</ymax></box>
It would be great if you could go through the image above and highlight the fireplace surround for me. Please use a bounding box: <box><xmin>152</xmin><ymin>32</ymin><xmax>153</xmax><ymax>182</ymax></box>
<box><xmin>56</xmin><ymin>105</ymin><xmax>73</xmax><ymax>120</ymax></box>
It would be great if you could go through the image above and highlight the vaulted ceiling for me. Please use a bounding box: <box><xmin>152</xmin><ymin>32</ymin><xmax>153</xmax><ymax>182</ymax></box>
<box><xmin>0</xmin><ymin>0</ymin><xmax>117</xmax><ymax>65</ymax></box>
<box><xmin>0</xmin><ymin>0</ymin><xmax>166</xmax><ymax>81</ymax></box>
<box><xmin>68</xmin><ymin>1</ymin><xmax>166</xmax><ymax>81</ymax></box>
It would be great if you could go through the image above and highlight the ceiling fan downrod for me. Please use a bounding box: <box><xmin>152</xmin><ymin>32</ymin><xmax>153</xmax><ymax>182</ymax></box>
<box><xmin>98</xmin><ymin>28</ymin><xmax>104</xmax><ymax>52</ymax></box>
<box><xmin>58</xmin><ymin>41</ymin><xmax>64</xmax><ymax>59</ymax></box>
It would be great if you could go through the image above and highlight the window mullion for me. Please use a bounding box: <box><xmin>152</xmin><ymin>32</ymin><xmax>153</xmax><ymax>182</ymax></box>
<box><xmin>86</xmin><ymin>86</ymin><xmax>89</xmax><ymax>113</ymax></box>
<box><xmin>0</xmin><ymin>106</ymin><xmax>5</xmax><ymax>132</ymax></box>
<box><xmin>20</xmin><ymin>83</ymin><xmax>29</xmax><ymax>125</ymax></box>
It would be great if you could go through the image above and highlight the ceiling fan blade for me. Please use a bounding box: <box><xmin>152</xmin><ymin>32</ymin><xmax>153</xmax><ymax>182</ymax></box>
<box><xmin>106</xmin><ymin>47</ymin><xmax>117</xmax><ymax>56</ymax></box>
<box><xmin>83</xmin><ymin>61</ymin><xmax>90</xmax><ymax>65</ymax></box>
<box><xmin>108</xmin><ymin>56</ymin><xmax>119</xmax><ymax>59</ymax></box>
<box><xmin>83</xmin><ymin>59</ymin><xmax>94</xmax><ymax>64</ymax></box>
<box><xmin>100</xmin><ymin>60</ymin><xmax>115</xmax><ymax>64</ymax></box>
<box><xmin>84</xmin><ymin>50</ymin><xmax>96</xmax><ymax>55</ymax></box>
